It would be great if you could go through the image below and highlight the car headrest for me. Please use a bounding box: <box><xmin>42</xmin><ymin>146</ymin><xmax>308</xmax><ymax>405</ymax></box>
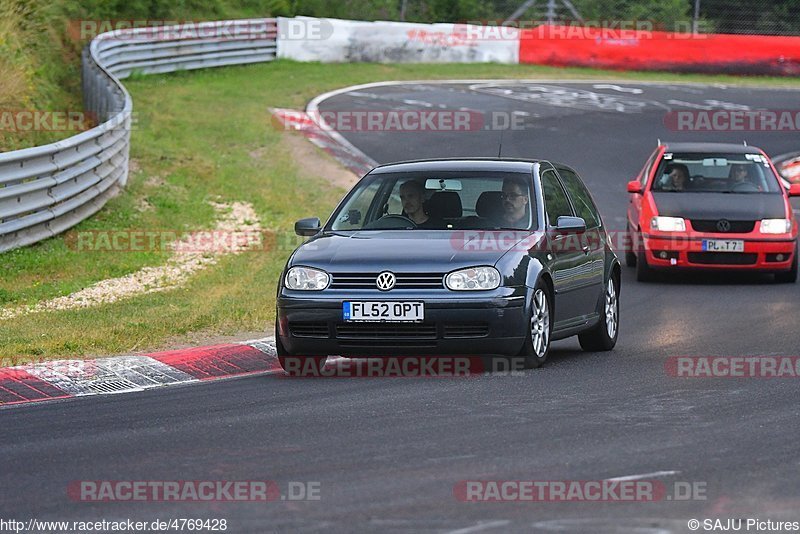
<box><xmin>476</xmin><ymin>191</ymin><xmax>503</xmax><ymax>219</ymax></box>
<box><xmin>426</xmin><ymin>192</ymin><xmax>462</xmax><ymax>218</ymax></box>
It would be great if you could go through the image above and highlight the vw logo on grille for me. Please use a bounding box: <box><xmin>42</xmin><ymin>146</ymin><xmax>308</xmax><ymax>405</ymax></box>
<box><xmin>716</xmin><ymin>219</ymin><xmax>731</xmax><ymax>232</ymax></box>
<box><xmin>376</xmin><ymin>271</ymin><xmax>396</xmax><ymax>291</ymax></box>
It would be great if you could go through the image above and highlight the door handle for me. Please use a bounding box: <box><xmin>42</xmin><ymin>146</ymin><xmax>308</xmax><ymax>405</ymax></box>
<box><xmin>582</xmin><ymin>245</ymin><xmax>590</xmax><ymax>254</ymax></box>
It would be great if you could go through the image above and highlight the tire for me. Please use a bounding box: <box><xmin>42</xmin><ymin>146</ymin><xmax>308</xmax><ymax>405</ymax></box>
<box><xmin>515</xmin><ymin>282</ymin><xmax>553</xmax><ymax>369</ymax></box>
<box><xmin>275</xmin><ymin>320</ymin><xmax>328</xmax><ymax>376</ymax></box>
<box><xmin>578</xmin><ymin>275</ymin><xmax>620</xmax><ymax>352</ymax></box>
<box><xmin>635</xmin><ymin>247</ymin><xmax>655</xmax><ymax>282</ymax></box>
<box><xmin>625</xmin><ymin>250</ymin><xmax>637</xmax><ymax>268</ymax></box>
<box><xmin>775</xmin><ymin>244</ymin><xmax>798</xmax><ymax>283</ymax></box>
<box><xmin>625</xmin><ymin>224</ymin><xmax>637</xmax><ymax>267</ymax></box>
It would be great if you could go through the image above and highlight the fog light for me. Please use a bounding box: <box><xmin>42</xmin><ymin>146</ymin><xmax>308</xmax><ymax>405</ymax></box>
<box><xmin>766</xmin><ymin>253</ymin><xmax>789</xmax><ymax>263</ymax></box>
<box><xmin>653</xmin><ymin>250</ymin><xmax>679</xmax><ymax>262</ymax></box>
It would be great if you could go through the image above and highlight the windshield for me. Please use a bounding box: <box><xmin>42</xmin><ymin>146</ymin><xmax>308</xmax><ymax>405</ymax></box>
<box><xmin>652</xmin><ymin>152</ymin><xmax>782</xmax><ymax>194</ymax></box>
<box><xmin>329</xmin><ymin>171</ymin><xmax>538</xmax><ymax>231</ymax></box>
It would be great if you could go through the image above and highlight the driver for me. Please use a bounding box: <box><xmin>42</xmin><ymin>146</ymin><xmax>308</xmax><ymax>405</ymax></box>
<box><xmin>399</xmin><ymin>180</ymin><xmax>441</xmax><ymax>228</ymax></box>
<box><xmin>728</xmin><ymin>163</ymin><xmax>763</xmax><ymax>192</ymax></box>
<box><xmin>662</xmin><ymin>163</ymin><xmax>689</xmax><ymax>191</ymax></box>
<box><xmin>499</xmin><ymin>176</ymin><xmax>531</xmax><ymax>229</ymax></box>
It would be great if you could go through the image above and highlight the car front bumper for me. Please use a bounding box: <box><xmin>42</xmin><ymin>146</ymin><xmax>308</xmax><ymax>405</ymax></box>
<box><xmin>277</xmin><ymin>288</ymin><xmax>529</xmax><ymax>357</ymax></box>
<box><xmin>641</xmin><ymin>233</ymin><xmax>796</xmax><ymax>271</ymax></box>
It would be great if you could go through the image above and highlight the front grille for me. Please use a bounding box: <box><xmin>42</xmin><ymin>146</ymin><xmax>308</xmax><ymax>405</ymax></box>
<box><xmin>289</xmin><ymin>321</ymin><xmax>491</xmax><ymax>347</ymax></box>
<box><xmin>335</xmin><ymin>323</ymin><xmax>437</xmax><ymax>347</ymax></box>
<box><xmin>329</xmin><ymin>272</ymin><xmax>444</xmax><ymax>290</ymax></box>
<box><xmin>691</xmin><ymin>220</ymin><xmax>755</xmax><ymax>233</ymax></box>
<box><xmin>443</xmin><ymin>324</ymin><xmax>490</xmax><ymax>338</ymax></box>
<box><xmin>687</xmin><ymin>252</ymin><xmax>758</xmax><ymax>265</ymax></box>
<box><xmin>289</xmin><ymin>322</ymin><xmax>330</xmax><ymax>338</ymax></box>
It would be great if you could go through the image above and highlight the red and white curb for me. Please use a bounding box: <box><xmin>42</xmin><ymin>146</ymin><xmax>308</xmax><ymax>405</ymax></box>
<box><xmin>0</xmin><ymin>338</ymin><xmax>278</xmax><ymax>408</ymax></box>
<box><xmin>270</xmin><ymin>107</ymin><xmax>376</xmax><ymax>177</ymax></box>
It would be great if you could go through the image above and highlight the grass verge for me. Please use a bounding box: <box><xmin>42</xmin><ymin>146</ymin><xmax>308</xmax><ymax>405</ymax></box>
<box><xmin>2</xmin><ymin>60</ymin><xmax>800</xmax><ymax>362</ymax></box>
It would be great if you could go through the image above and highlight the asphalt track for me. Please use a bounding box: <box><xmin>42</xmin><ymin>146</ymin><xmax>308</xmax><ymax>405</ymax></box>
<box><xmin>3</xmin><ymin>82</ymin><xmax>800</xmax><ymax>533</ymax></box>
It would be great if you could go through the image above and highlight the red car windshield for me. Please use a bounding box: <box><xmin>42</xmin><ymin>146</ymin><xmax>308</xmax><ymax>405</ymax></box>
<box><xmin>652</xmin><ymin>152</ymin><xmax>782</xmax><ymax>194</ymax></box>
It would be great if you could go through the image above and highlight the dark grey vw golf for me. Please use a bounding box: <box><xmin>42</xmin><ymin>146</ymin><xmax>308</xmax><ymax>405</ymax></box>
<box><xmin>276</xmin><ymin>159</ymin><xmax>620</xmax><ymax>373</ymax></box>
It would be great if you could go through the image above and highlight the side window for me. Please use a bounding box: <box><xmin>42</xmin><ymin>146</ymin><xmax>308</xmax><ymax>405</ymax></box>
<box><xmin>557</xmin><ymin>168</ymin><xmax>600</xmax><ymax>229</ymax></box>
<box><xmin>541</xmin><ymin>169</ymin><xmax>573</xmax><ymax>227</ymax></box>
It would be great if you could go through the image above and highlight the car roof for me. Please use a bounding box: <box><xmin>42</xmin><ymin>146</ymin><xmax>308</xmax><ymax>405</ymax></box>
<box><xmin>661</xmin><ymin>142</ymin><xmax>763</xmax><ymax>155</ymax></box>
<box><xmin>370</xmin><ymin>158</ymin><xmax>544</xmax><ymax>174</ymax></box>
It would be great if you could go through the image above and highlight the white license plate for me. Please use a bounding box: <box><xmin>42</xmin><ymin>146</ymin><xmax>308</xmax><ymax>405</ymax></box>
<box><xmin>702</xmin><ymin>239</ymin><xmax>744</xmax><ymax>252</ymax></box>
<box><xmin>343</xmin><ymin>301</ymin><xmax>424</xmax><ymax>322</ymax></box>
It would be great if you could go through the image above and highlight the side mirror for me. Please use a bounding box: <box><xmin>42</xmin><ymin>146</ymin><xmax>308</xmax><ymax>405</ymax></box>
<box><xmin>295</xmin><ymin>217</ymin><xmax>321</xmax><ymax>236</ymax></box>
<box><xmin>627</xmin><ymin>180</ymin><xmax>642</xmax><ymax>194</ymax></box>
<box><xmin>788</xmin><ymin>183</ymin><xmax>800</xmax><ymax>197</ymax></box>
<box><xmin>555</xmin><ymin>216</ymin><xmax>586</xmax><ymax>234</ymax></box>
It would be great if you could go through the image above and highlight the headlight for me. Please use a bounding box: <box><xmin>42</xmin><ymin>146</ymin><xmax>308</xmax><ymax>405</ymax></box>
<box><xmin>651</xmin><ymin>216</ymin><xmax>686</xmax><ymax>232</ymax></box>
<box><xmin>760</xmin><ymin>219</ymin><xmax>792</xmax><ymax>234</ymax></box>
<box><xmin>445</xmin><ymin>266</ymin><xmax>501</xmax><ymax>291</ymax></box>
<box><xmin>285</xmin><ymin>267</ymin><xmax>330</xmax><ymax>290</ymax></box>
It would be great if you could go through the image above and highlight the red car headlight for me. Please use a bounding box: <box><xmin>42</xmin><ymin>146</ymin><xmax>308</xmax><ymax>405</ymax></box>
<box><xmin>651</xmin><ymin>216</ymin><xmax>686</xmax><ymax>232</ymax></box>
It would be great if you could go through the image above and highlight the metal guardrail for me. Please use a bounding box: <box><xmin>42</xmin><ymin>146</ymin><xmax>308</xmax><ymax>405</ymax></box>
<box><xmin>0</xmin><ymin>19</ymin><xmax>277</xmax><ymax>252</ymax></box>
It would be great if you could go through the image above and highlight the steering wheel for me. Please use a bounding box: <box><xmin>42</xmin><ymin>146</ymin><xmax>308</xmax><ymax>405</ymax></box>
<box><xmin>731</xmin><ymin>181</ymin><xmax>759</xmax><ymax>193</ymax></box>
<box><xmin>364</xmin><ymin>214</ymin><xmax>418</xmax><ymax>230</ymax></box>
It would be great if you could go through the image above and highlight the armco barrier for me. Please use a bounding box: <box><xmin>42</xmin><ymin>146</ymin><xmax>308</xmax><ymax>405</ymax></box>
<box><xmin>519</xmin><ymin>25</ymin><xmax>800</xmax><ymax>76</ymax></box>
<box><xmin>0</xmin><ymin>19</ymin><xmax>277</xmax><ymax>252</ymax></box>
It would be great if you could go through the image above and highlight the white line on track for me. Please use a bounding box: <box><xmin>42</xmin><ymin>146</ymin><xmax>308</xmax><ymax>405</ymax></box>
<box><xmin>605</xmin><ymin>470</ymin><xmax>680</xmax><ymax>482</ymax></box>
<box><xmin>593</xmin><ymin>83</ymin><xmax>644</xmax><ymax>94</ymax></box>
<box><xmin>446</xmin><ymin>520</ymin><xmax>512</xmax><ymax>534</ymax></box>
<box><xmin>424</xmin><ymin>454</ymin><xmax>477</xmax><ymax>463</ymax></box>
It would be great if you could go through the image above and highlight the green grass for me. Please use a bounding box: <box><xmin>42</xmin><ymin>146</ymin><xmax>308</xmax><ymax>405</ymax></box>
<box><xmin>2</xmin><ymin>60</ymin><xmax>800</xmax><ymax>362</ymax></box>
<box><xmin>0</xmin><ymin>0</ymin><xmax>288</xmax><ymax>152</ymax></box>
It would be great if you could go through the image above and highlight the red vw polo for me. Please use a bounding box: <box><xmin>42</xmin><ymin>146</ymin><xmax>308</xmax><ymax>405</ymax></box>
<box><xmin>626</xmin><ymin>142</ymin><xmax>799</xmax><ymax>282</ymax></box>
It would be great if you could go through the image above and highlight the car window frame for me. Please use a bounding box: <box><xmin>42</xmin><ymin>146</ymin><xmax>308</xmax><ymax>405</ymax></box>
<box><xmin>641</xmin><ymin>147</ymin><xmax>662</xmax><ymax>190</ymax></box>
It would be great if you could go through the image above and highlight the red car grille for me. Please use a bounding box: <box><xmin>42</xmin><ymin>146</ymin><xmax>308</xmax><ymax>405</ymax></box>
<box><xmin>687</xmin><ymin>252</ymin><xmax>758</xmax><ymax>265</ymax></box>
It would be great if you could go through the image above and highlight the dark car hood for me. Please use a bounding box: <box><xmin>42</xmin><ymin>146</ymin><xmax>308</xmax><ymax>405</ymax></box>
<box><xmin>652</xmin><ymin>192</ymin><xmax>786</xmax><ymax>220</ymax></box>
<box><xmin>289</xmin><ymin>230</ymin><xmax>543</xmax><ymax>272</ymax></box>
